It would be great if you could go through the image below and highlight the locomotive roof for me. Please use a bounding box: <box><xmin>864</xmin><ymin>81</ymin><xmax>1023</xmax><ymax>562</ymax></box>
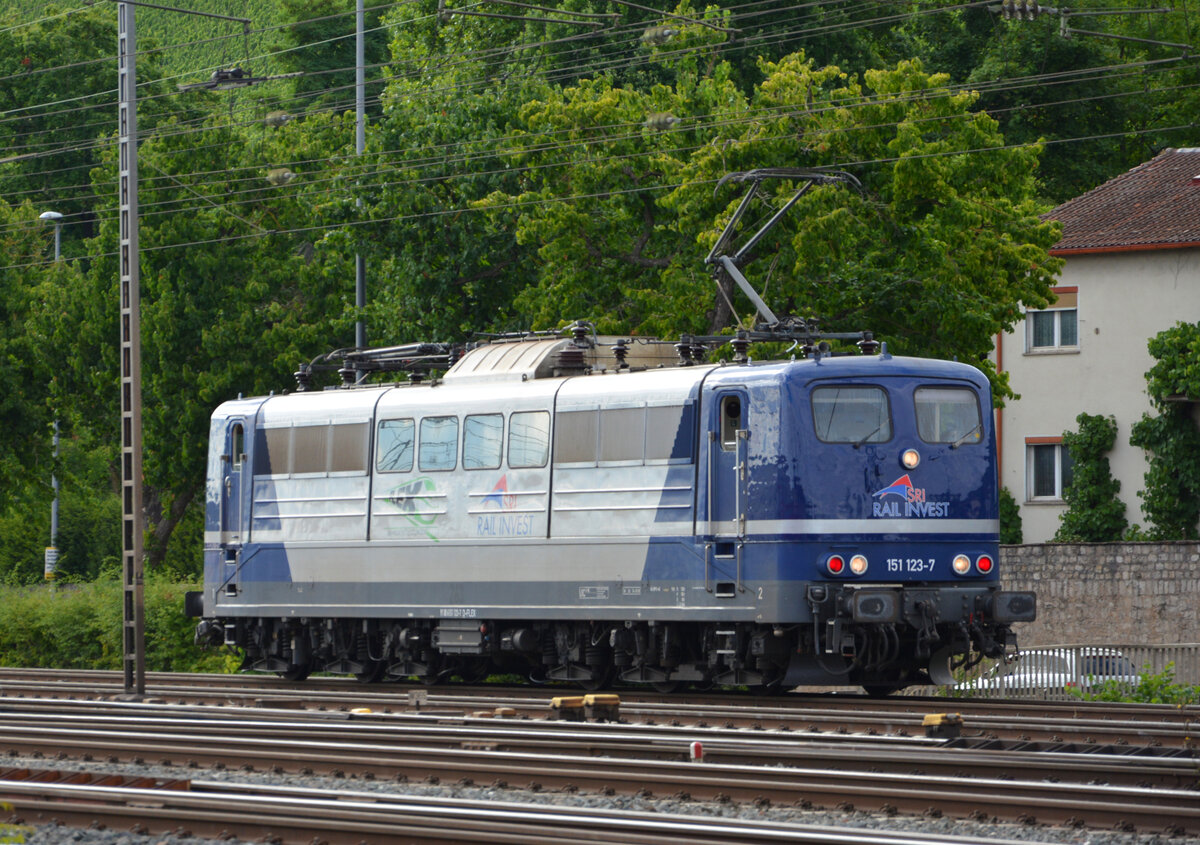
<box><xmin>442</xmin><ymin>336</ymin><xmax>681</xmax><ymax>384</ymax></box>
<box><xmin>212</xmin><ymin>340</ymin><xmax>989</xmax><ymax>423</ymax></box>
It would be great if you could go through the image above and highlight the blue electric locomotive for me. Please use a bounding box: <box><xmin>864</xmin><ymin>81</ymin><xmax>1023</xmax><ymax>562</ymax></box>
<box><xmin>188</xmin><ymin>327</ymin><xmax>1035</xmax><ymax>693</ymax></box>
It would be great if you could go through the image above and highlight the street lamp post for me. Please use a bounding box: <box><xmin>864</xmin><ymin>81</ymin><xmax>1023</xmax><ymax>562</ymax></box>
<box><xmin>39</xmin><ymin>210</ymin><xmax>63</xmax><ymax>581</ymax></box>
<box><xmin>39</xmin><ymin>210</ymin><xmax>62</xmax><ymax>262</ymax></box>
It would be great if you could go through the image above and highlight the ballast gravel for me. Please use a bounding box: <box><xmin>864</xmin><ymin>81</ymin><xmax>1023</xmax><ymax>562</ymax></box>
<box><xmin>3</xmin><ymin>754</ymin><xmax>1196</xmax><ymax>845</ymax></box>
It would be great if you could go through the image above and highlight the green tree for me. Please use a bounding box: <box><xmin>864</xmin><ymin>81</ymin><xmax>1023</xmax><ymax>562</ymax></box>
<box><xmin>0</xmin><ymin>6</ymin><xmax>180</xmax><ymax>243</ymax></box>
<box><xmin>1129</xmin><ymin>322</ymin><xmax>1200</xmax><ymax>540</ymax></box>
<box><xmin>1054</xmin><ymin>413</ymin><xmax>1126</xmax><ymax>542</ymax></box>
<box><xmin>68</xmin><ymin>110</ymin><xmax>360</xmax><ymax>573</ymax></box>
<box><xmin>0</xmin><ymin>201</ymin><xmax>55</xmax><ymax>501</ymax></box>
<box><xmin>270</xmin><ymin>0</ymin><xmax>390</xmax><ymax>116</ymax></box>
<box><xmin>477</xmin><ymin>53</ymin><xmax>1062</xmax><ymax>401</ymax></box>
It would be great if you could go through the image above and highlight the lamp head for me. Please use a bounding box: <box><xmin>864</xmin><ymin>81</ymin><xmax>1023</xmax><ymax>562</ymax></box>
<box><xmin>39</xmin><ymin>211</ymin><xmax>63</xmax><ymax>221</ymax></box>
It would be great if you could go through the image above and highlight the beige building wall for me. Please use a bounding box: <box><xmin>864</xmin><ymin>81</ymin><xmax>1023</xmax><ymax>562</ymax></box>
<box><xmin>996</xmin><ymin>248</ymin><xmax>1200</xmax><ymax>543</ymax></box>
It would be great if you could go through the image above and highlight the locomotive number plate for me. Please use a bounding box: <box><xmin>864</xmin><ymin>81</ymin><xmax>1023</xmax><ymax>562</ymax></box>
<box><xmin>886</xmin><ymin>558</ymin><xmax>935</xmax><ymax>574</ymax></box>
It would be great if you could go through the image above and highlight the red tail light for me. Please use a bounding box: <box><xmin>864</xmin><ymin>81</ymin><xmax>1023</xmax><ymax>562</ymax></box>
<box><xmin>976</xmin><ymin>555</ymin><xmax>994</xmax><ymax>574</ymax></box>
<box><xmin>826</xmin><ymin>555</ymin><xmax>846</xmax><ymax>575</ymax></box>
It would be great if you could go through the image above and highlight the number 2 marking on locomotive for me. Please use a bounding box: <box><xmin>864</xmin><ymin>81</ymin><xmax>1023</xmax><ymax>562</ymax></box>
<box><xmin>757</xmin><ymin>586</ymin><xmax>764</xmax><ymax>600</ymax></box>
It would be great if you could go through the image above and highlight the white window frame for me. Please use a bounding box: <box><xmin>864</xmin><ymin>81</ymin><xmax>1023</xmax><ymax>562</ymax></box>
<box><xmin>1025</xmin><ymin>286</ymin><xmax>1079</xmax><ymax>353</ymax></box>
<box><xmin>1026</xmin><ymin>440</ymin><xmax>1072</xmax><ymax>502</ymax></box>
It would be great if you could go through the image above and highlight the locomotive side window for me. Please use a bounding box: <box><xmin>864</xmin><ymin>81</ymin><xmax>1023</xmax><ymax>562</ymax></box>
<box><xmin>812</xmin><ymin>386</ymin><xmax>891</xmax><ymax>444</ymax></box>
<box><xmin>554</xmin><ymin>410</ymin><xmax>598</xmax><ymax>464</ymax></box>
<box><xmin>292</xmin><ymin>425</ymin><xmax>329</xmax><ymax>474</ymax></box>
<box><xmin>915</xmin><ymin>387</ymin><xmax>982</xmax><ymax>445</ymax></box>
<box><xmin>463</xmin><ymin>414</ymin><xmax>503</xmax><ymax>470</ymax></box>
<box><xmin>377</xmin><ymin>419</ymin><xmax>415</xmax><ymax>472</ymax></box>
<box><xmin>419</xmin><ymin>416</ymin><xmax>459</xmax><ymax>471</ymax></box>
<box><xmin>600</xmin><ymin>407</ymin><xmax>645</xmax><ymax>462</ymax></box>
<box><xmin>720</xmin><ymin>396</ymin><xmax>741</xmax><ymax>450</ymax></box>
<box><xmin>255</xmin><ymin>426</ymin><xmax>291</xmax><ymax>475</ymax></box>
<box><xmin>509</xmin><ymin>411</ymin><xmax>550</xmax><ymax>468</ymax></box>
<box><xmin>646</xmin><ymin>403</ymin><xmax>694</xmax><ymax>461</ymax></box>
<box><xmin>329</xmin><ymin>423</ymin><xmax>368</xmax><ymax>473</ymax></box>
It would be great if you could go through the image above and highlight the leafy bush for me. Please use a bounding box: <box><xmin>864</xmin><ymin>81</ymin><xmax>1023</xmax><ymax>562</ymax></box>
<box><xmin>0</xmin><ymin>576</ymin><xmax>237</xmax><ymax>673</ymax></box>
<box><xmin>999</xmin><ymin>486</ymin><xmax>1022</xmax><ymax>544</ymax></box>
<box><xmin>1054</xmin><ymin>413</ymin><xmax>1126</xmax><ymax>542</ymax></box>
<box><xmin>1078</xmin><ymin>663</ymin><xmax>1199</xmax><ymax>705</ymax></box>
<box><xmin>1129</xmin><ymin>322</ymin><xmax>1200</xmax><ymax>539</ymax></box>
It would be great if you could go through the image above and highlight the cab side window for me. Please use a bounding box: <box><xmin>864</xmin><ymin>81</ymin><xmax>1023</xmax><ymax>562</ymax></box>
<box><xmin>419</xmin><ymin>416</ymin><xmax>459</xmax><ymax>471</ymax></box>
<box><xmin>463</xmin><ymin>414</ymin><xmax>503</xmax><ymax>470</ymax></box>
<box><xmin>377</xmin><ymin>419</ymin><xmax>415</xmax><ymax>472</ymax></box>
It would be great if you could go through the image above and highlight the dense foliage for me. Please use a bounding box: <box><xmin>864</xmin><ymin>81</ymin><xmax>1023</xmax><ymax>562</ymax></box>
<box><xmin>998</xmin><ymin>486</ymin><xmax>1022</xmax><ymax>545</ymax></box>
<box><xmin>1054</xmin><ymin>413</ymin><xmax>1127</xmax><ymax>542</ymax></box>
<box><xmin>0</xmin><ymin>1</ymin><xmax>1197</xmax><ymax>582</ymax></box>
<box><xmin>0</xmin><ymin>577</ymin><xmax>236</xmax><ymax>672</ymax></box>
<box><xmin>1079</xmin><ymin>663</ymin><xmax>1200</xmax><ymax>706</ymax></box>
<box><xmin>1129</xmin><ymin>322</ymin><xmax>1200</xmax><ymax>540</ymax></box>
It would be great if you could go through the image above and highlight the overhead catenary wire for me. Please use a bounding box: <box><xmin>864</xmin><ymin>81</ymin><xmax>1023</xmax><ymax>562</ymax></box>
<box><xmin>0</xmin><ymin>0</ymin><xmax>985</xmax><ymax>131</ymax></box>
<box><xmin>3</xmin><ymin>111</ymin><xmax>1195</xmax><ymax>276</ymax></box>
<box><xmin>2</xmin><ymin>1</ymin><xmax>1190</xmax><ymax>246</ymax></box>
<box><xmin>2</xmin><ymin>63</ymin><xmax>1195</xmax><ymax>244</ymax></box>
<box><xmin>0</xmin><ymin>0</ymin><xmax>1164</xmax><ymax>153</ymax></box>
<box><xmin>0</xmin><ymin>50</ymin><xmax>1190</xmax><ymax>227</ymax></box>
<box><xmin>0</xmin><ymin>0</ymin><xmax>1185</xmax><ymax>166</ymax></box>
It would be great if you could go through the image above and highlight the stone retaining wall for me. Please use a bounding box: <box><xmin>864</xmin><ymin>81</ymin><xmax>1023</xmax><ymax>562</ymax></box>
<box><xmin>999</xmin><ymin>542</ymin><xmax>1200</xmax><ymax>645</ymax></box>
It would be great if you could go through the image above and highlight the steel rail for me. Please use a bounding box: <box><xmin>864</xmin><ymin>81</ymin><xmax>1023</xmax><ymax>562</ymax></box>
<box><xmin>2</xmin><ymin>668</ymin><xmax>1196</xmax><ymax>747</ymax></box>
<box><xmin>0</xmin><ymin>776</ymin><xmax>1042</xmax><ymax>845</ymax></box>
<box><xmin>0</xmin><ymin>715</ymin><xmax>1195</xmax><ymax>833</ymax></box>
<box><xmin>0</xmin><ymin>706</ymin><xmax>1195</xmax><ymax>790</ymax></box>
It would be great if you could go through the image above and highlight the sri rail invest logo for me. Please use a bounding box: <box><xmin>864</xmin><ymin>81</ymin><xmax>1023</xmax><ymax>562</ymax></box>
<box><xmin>872</xmin><ymin>474</ymin><xmax>949</xmax><ymax>518</ymax></box>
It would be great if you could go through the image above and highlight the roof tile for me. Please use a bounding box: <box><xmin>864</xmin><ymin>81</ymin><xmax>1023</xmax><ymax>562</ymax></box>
<box><xmin>1045</xmin><ymin>147</ymin><xmax>1200</xmax><ymax>254</ymax></box>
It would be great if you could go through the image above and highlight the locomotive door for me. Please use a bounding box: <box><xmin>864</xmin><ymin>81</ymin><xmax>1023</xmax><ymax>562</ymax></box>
<box><xmin>705</xmin><ymin>392</ymin><xmax>747</xmax><ymax>595</ymax></box>
<box><xmin>220</xmin><ymin>420</ymin><xmax>247</xmax><ymax>548</ymax></box>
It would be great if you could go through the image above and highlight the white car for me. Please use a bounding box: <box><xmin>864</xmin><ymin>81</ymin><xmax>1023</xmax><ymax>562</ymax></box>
<box><xmin>955</xmin><ymin>647</ymin><xmax>1141</xmax><ymax>697</ymax></box>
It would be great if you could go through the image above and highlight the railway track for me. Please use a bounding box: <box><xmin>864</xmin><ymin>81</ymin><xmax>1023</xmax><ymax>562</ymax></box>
<box><xmin>2</xmin><ymin>668</ymin><xmax>1196</xmax><ymax>748</ymax></box>
<box><xmin>0</xmin><ymin>701</ymin><xmax>1194</xmax><ymax>789</ymax></box>
<box><xmin>0</xmin><ymin>685</ymin><xmax>1196</xmax><ymax>839</ymax></box>
<box><xmin>0</xmin><ymin>771</ymin><xmax>1048</xmax><ymax>845</ymax></box>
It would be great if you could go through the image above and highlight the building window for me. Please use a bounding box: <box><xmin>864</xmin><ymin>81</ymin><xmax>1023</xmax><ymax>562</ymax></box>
<box><xmin>1027</xmin><ymin>439</ymin><xmax>1073</xmax><ymax>500</ymax></box>
<box><xmin>1026</xmin><ymin>287</ymin><xmax>1078</xmax><ymax>351</ymax></box>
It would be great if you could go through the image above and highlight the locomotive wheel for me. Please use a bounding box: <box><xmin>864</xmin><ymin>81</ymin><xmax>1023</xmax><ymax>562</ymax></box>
<box><xmin>354</xmin><ymin>661</ymin><xmax>387</xmax><ymax>684</ymax></box>
<box><xmin>651</xmin><ymin>680</ymin><xmax>682</xmax><ymax>694</ymax></box>
<box><xmin>277</xmin><ymin>664</ymin><xmax>310</xmax><ymax>682</ymax></box>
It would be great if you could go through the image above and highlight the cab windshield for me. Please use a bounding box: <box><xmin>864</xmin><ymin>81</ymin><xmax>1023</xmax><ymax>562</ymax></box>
<box><xmin>915</xmin><ymin>387</ymin><xmax>982</xmax><ymax>445</ymax></box>
<box><xmin>812</xmin><ymin>386</ymin><xmax>891</xmax><ymax>444</ymax></box>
